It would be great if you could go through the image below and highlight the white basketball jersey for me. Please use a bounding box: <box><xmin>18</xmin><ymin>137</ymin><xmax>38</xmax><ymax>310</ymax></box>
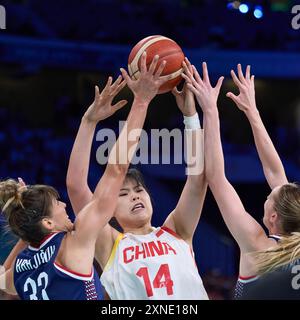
<box><xmin>100</xmin><ymin>226</ymin><xmax>209</xmax><ymax>300</ymax></box>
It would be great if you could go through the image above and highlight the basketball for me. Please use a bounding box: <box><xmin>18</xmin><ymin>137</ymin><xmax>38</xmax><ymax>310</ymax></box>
<box><xmin>128</xmin><ymin>35</ymin><xmax>185</xmax><ymax>94</ymax></box>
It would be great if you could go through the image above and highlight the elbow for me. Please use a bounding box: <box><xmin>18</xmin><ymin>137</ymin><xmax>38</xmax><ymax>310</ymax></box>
<box><xmin>66</xmin><ymin>167</ymin><xmax>86</xmax><ymax>193</ymax></box>
<box><xmin>66</xmin><ymin>178</ymin><xmax>78</xmax><ymax>195</ymax></box>
<box><xmin>205</xmin><ymin>166</ymin><xmax>226</xmax><ymax>185</ymax></box>
<box><xmin>263</xmin><ymin>168</ymin><xmax>288</xmax><ymax>189</ymax></box>
<box><xmin>66</xmin><ymin>169</ymin><xmax>87</xmax><ymax>195</ymax></box>
<box><xmin>205</xmin><ymin>171</ymin><xmax>218</xmax><ymax>185</ymax></box>
<box><xmin>66</xmin><ymin>178</ymin><xmax>88</xmax><ymax>199</ymax></box>
<box><xmin>66</xmin><ymin>171</ymin><xmax>76</xmax><ymax>193</ymax></box>
<box><xmin>207</xmin><ymin>175</ymin><xmax>228</xmax><ymax>191</ymax></box>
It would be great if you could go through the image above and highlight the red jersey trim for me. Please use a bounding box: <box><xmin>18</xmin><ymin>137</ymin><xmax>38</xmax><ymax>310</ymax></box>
<box><xmin>54</xmin><ymin>262</ymin><xmax>93</xmax><ymax>281</ymax></box>
<box><xmin>238</xmin><ymin>275</ymin><xmax>259</xmax><ymax>283</ymax></box>
<box><xmin>155</xmin><ymin>229</ymin><xmax>164</xmax><ymax>238</ymax></box>
<box><xmin>161</xmin><ymin>226</ymin><xmax>182</xmax><ymax>239</ymax></box>
<box><xmin>238</xmin><ymin>275</ymin><xmax>257</xmax><ymax>280</ymax></box>
<box><xmin>28</xmin><ymin>232</ymin><xmax>60</xmax><ymax>251</ymax></box>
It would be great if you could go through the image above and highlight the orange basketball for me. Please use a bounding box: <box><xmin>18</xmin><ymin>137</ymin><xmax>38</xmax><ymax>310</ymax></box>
<box><xmin>128</xmin><ymin>35</ymin><xmax>185</xmax><ymax>94</ymax></box>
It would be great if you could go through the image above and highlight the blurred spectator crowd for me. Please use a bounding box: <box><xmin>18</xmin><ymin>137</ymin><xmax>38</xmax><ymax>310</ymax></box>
<box><xmin>2</xmin><ymin>0</ymin><xmax>300</xmax><ymax>51</ymax></box>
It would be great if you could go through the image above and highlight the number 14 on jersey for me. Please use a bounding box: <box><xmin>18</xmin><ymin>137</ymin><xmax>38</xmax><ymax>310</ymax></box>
<box><xmin>136</xmin><ymin>264</ymin><xmax>174</xmax><ymax>297</ymax></box>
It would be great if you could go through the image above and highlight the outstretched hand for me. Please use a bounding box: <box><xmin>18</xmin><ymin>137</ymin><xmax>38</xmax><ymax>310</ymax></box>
<box><xmin>172</xmin><ymin>57</ymin><xmax>196</xmax><ymax>117</ymax></box>
<box><xmin>182</xmin><ymin>62</ymin><xmax>224</xmax><ymax>112</ymax></box>
<box><xmin>84</xmin><ymin>76</ymin><xmax>127</xmax><ymax>124</ymax></box>
<box><xmin>120</xmin><ymin>52</ymin><xmax>172</xmax><ymax>105</ymax></box>
<box><xmin>226</xmin><ymin>64</ymin><xmax>256</xmax><ymax>114</ymax></box>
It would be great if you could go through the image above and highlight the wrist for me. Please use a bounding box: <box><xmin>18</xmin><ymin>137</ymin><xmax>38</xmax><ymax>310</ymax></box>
<box><xmin>245</xmin><ymin>108</ymin><xmax>260</xmax><ymax>121</ymax></box>
<box><xmin>243</xmin><ymin>102</ymin><xmax>258</xmax><ymax>113</ymax></box>
<box><xmin>182</xmin><ymin>108</ymin><xmax>197</xmax><ymax>117</ymax></box>
<box><xmin>183</xmin><ymin>112</ymin><xmax>201</xmax><ymax>130</ymax></box>
<box><xmin>81</xmin><ymin>115</ymin><xmax>98</xmax><ymax>127</ymax></box>
<box><xmin>204</xmin><ymin>104</ymin><xmax>219</xmax><ymax>116</ymax></box>
<box><xmin>132</xmin><ymin>97</ymin><xmax>150</xmax><ymax>109</ymax></box>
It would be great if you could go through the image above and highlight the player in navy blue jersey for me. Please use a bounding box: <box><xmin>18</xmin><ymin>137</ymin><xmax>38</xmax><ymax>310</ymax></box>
<box><xmin>0</xmin><ymin>174</ymin><xmax>108</xmax><ymax>300</ymax></box>
<box><xmin>0</xmin><ymin>54</ymin><xmax>171</xmax><ymax>300</ymax></box>
<box><xmin>183</xmin><ymin>62</ymin><xmax>300</xmax><ymax>299</ymax></box>
<box><xmin>242</xmin><ymin>257</ymin><xmax>300</xmax><ymax>300</ymax></box>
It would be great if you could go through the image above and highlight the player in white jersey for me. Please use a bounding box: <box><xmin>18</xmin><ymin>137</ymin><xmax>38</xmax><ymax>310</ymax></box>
<box><xmin>100</xmin><ymin>224</ymin><xmax>207</xmax><ymax>300</ymax></box>
<box><xmin>66</xmin><ymin>57</ymin><xmax>210</xmax><ymax>300</ymax></box>
<box><xmin>182</xmin><ymin>61</ymin><xmax>300</xmax><ymax>299</ymax></box>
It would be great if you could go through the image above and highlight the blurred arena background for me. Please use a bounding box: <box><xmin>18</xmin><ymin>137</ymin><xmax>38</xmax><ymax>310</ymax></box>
<box><xmin>0</xmin><ymin>0</ymin><xmax>300</xmax><ymax>300</ymax></box>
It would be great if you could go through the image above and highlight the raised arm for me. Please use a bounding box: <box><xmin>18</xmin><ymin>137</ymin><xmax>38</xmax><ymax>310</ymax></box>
<box><xmin>66</xmin><ymin>76</ymin><xmax>127</xmax><ymax>214</ymax></box>
<box><xmin>164</xmin><ymin>58</ymin><xmax>207</xmax><ymax>245</ymax></box>
<box><xmin>227</xmin><ymin>64</ymin><xmax>288</xmax><ymax>189</ymax></box>
<box><xmin>64</xmin><ymin>53</ymin><xmax>171</xmax><ymax>272</ymax></box>
<box><xmin>183</xmin><ymin>62</ymin><xmax>273</xmax><ymax>253</ymax></box>
<box><xmin>75</xmin><ymin>53</ymin><xmax>169</xmax><ymax>238</ymax></box>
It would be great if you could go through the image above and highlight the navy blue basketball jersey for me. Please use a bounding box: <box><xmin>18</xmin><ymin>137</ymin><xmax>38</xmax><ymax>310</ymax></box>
<box><xmin>242</xmin><ymin>259</ymin><xmax>300</xmax><ymax>300</ymax></box>
<box><xmin>234</xmin><ymin>235</ymin><xmax>281</xmax><ymax>299</ymax></box>
<box><xmin>14</xmin><ymin>232</ymin><xmax>104</xmax><ymax>300</ymax></box>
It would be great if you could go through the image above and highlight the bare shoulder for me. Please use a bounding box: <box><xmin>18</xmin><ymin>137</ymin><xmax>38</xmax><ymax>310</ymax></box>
<box><xmin>256</xmin><ymin>235</ymin><xmax>279</xmax><ymax>251</ymax></box>
<box><xmin>162</xmin><ymin>216</ymin><xmax>193</xmax><ymax>247</ymax></box>
<box><xmin>162</xmin><ymin>212</ymin><xmax>177</xmax><ymax>234</ymax></box>
<box><xmin>239</xmin><ymin>237</ymin><xmax>279</xmax><ymax>277</ymax></box>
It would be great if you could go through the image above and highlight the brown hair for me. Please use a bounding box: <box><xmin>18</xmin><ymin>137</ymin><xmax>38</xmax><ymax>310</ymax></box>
<box><xmin>254</xmin><ymin>183</ymin><xmax>300</xmax><ymax>274</ymax></box>
<box><xmin>0</xmin><ymin>179</ymin><xmax>59</xmax><ymax>246</ymax></box>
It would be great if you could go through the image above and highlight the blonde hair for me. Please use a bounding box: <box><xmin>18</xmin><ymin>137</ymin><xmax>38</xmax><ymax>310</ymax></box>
<box><xmin>254</xmin><ymin>183</ymin><xmax>300</xmax><ymax>274</ymax></box>
<box><xmin>274</xmin><ymin>183</ymin><xmax>300</xmax><ymax>234</ymax></box>
<box><xmin>0</xmin><ymin>179</ymin><xmax>27</xmax><ymax>213</ymax></box>
<box><xmin>254</xmin><ymin>232</ymin><xmax>300</xmax><ymax>275</ymax></box>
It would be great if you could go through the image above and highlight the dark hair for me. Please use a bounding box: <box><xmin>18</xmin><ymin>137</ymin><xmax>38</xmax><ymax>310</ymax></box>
<box><xmin>0</xmin><ymin>179</ymin><xmax>59</xmax><ymax>246</ymax></box>
<box><xmin>109</xmin><ymin>168</ymin><xmax>152</xmax><ymax>231</ymax></box>
<box><xmin>125</xmin><ymin>168</ymin><xmax>150</xmax><ymax>194</ymax></box>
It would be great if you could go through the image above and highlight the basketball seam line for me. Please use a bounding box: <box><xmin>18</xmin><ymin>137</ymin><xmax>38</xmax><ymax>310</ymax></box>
<box><xmin>130</xmin><ymin>49</ymin><xmax>183</xmax><ymax>76</ymax></box>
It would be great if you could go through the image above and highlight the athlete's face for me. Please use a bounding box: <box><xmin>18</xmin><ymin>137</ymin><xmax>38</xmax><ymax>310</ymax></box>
<box><xmin>263</xmin><ymin>186</ymin><xmax>280</xmax><ymax>231</ymax></box>
<box><xmin>44</xmin><ymin>198</ymin><xmax>73</xmax><ymax>232</ymax></box>
<box><xmin>114</xmin><ymin>179</ymin><xmax>153</xmax><ymax>231</ymax></box>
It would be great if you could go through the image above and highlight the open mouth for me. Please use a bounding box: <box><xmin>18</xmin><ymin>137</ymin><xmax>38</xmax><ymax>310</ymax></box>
<box><xmin>131</xmin><ymin>202</ymin><xmax>145</xmax><ymax>213</ymax></box>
